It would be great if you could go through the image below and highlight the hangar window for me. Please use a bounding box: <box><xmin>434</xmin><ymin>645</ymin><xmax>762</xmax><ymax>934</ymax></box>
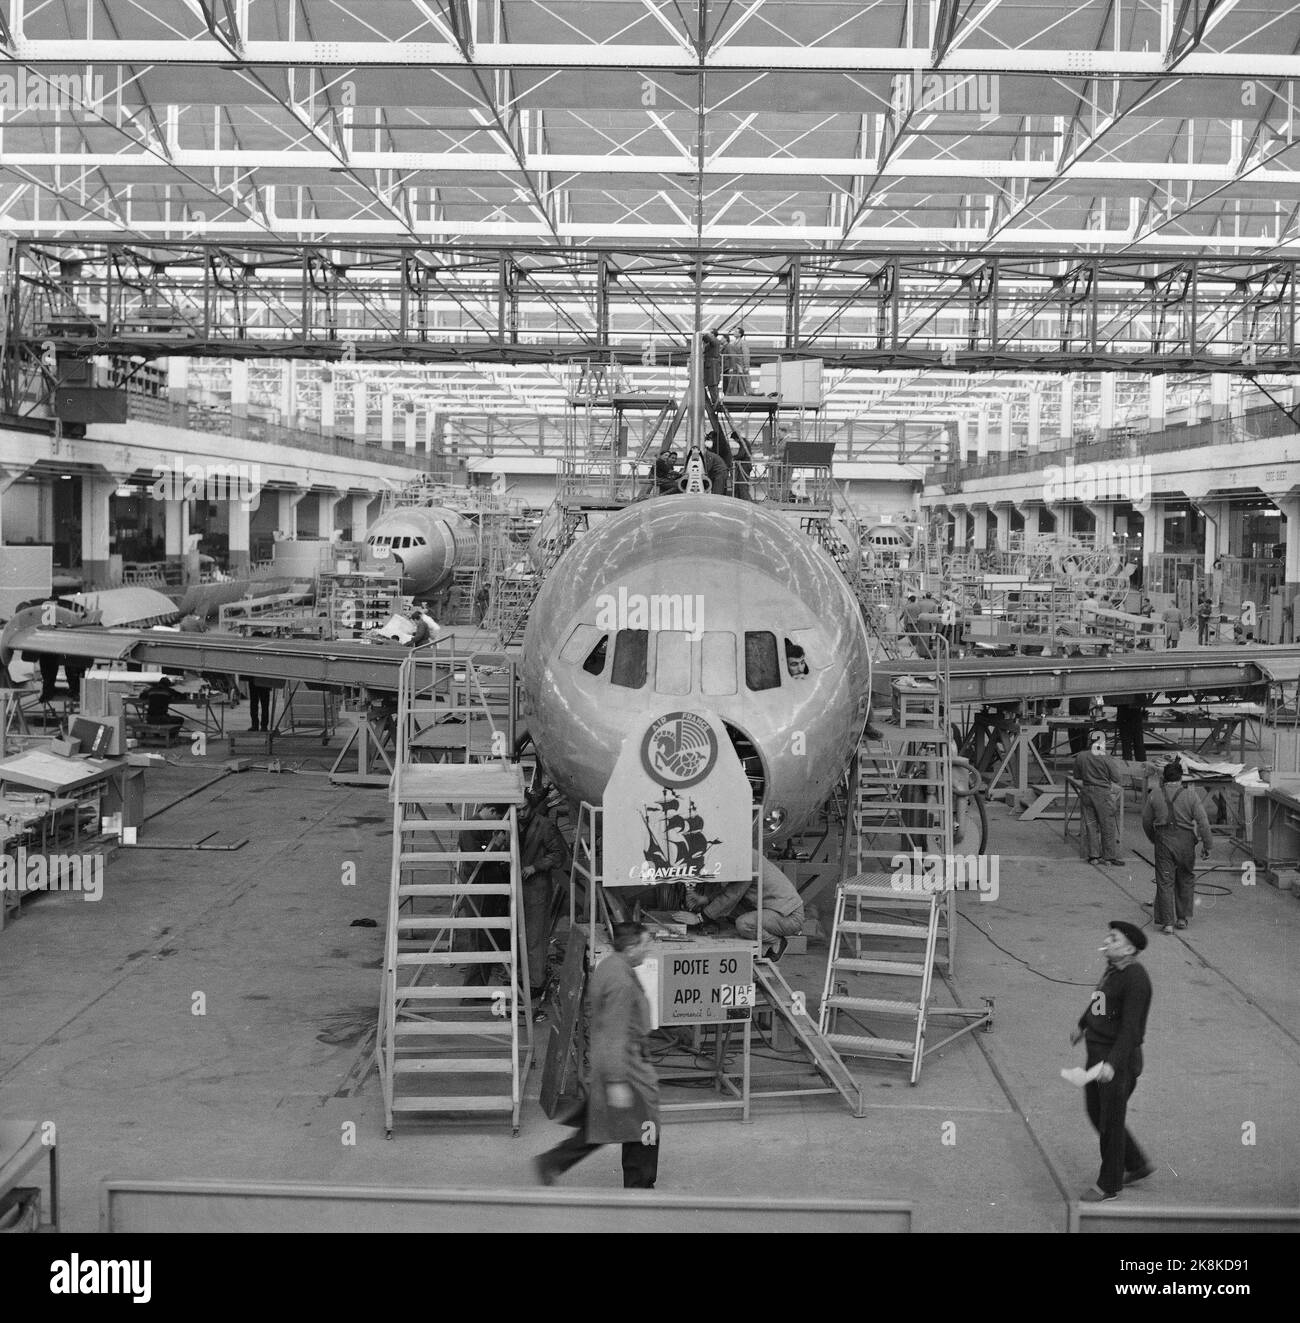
<box><xmin>701</xmin><ymin>632</ymin><xmax>737</xmax><ymax>696</ymax></box>
<box><xmin>654</xmin><ymin>631</ymin><xmax>691</xmax><ymax>695</ymax></box>
<box><xmin>744</xmin><ymin>631</ymin><xmax>781</xmax><ymax>691</ymax></box>
<box><xmin>611</xmin><ymin>629</ymin><xmax>649</xmax><ymax>689</ymax></box>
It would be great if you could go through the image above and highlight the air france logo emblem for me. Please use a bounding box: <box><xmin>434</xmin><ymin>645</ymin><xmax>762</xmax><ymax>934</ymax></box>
<box><xmin>641</xmin><ymin>712</ymin><xmax>717</xmax><ymax>788</ymax></box>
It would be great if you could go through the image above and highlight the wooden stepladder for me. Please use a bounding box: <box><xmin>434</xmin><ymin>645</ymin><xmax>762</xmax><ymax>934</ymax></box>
<box><xmin>378</xmin><ymin>656</ymin><xmax>531</xmax><ymax>1136</ymax></box>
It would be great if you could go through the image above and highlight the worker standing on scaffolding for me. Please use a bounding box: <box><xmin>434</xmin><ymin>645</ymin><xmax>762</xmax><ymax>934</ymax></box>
<box><xmin>722</xmin><ymin>332</ymin><xmax>744</xmax><ymax>396</ymax></box>
<box><xmin>733</xmin><ymin>326</ymin><xmax>753</xmax><ymax>394</ymax></box>
<box><xmin>702</xmin><ymin>329</ymin><xmax>723</xmax><ymax>405</ymax></box>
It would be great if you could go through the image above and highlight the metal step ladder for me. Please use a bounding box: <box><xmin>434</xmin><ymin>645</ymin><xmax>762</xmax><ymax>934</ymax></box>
<box><xmin>378</xmin><ymin>656</ymin><xmax>531</xmax><ymax>1135</ymax></box>
<box><xmin>446</xmin><ymin>565</ymin><xmax>480</xmax><ymax>624</ymax></box>
<box><xmin>819</xmin><ymin>640</ymin><xmax>992</xmax><ymax>1082</ymax></box>
<box><xmin>817</xmin><ymin>879</ymin><xmax>941</xmax><ymax>1085</ymax></box>
<box><xmin>754</xmin><ymin>958</ymin><xmax>864</xmax><ymax>1116</ymax></box>
<box><xmin>496</xmin><ymin>505</ymin><xmax>588</xmax><ymax>646</ymax></box>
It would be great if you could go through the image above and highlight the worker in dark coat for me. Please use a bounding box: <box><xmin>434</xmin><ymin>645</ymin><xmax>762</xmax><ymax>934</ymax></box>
<box><xmin>653</xmin><ymin>449</ymin><xmax>681</xmax><ymax>495</ymax></box>
<box><xmin>460</xmin><ymin>804</ymin><xmax>512</xmax><ymax>993</ymax></box>
<box><xmin>729</xmin><ymin>429</ymin><xmax>753</xmax><ymax>501</ymax></box>
<box><xmin>406</xmin><ymin>606</ymin><xmax>434</xmax><ymax>648</ymax></box>
<box><xmin>139</xmin><ymin>676</ymin><xmax>184</xmax><ymax>735</ymax></box>
<box><xmin>1114</xmin><ymin>696</ymin><xmax>1147</xmax><ymax>761</ymax></box>
<box><xmin>243</xmin><ymin>675</ymin><xmax>272</xmax><ymax>732</ymax></box>
<box><xmin>701</xmin><ymin>447</ymin><xmax>730</xmax><ymax>496</ymax></box>
<box><xmin>1070</xmin><ymin>920</ymin><xmax>1155</xmax><ymax>1201</ymax></box>
<box><xmin>534</xmin><ymin>922</ymin><xmax>660</xmax><ymax>1188</ymax></box>
<box><xmin>1196</xmin><ymin>595</ymin><xmax>1214</xmax><ymax>645</ymax></box>
<box><xmin>518</xmin><ymin>790</ymin><xmax>568</xmax><ymax>1001</ymax></box>
<box><xmin>1141</xmin><ymin>760</ymin><xmax>1212</xmax><ymax>933</ymax></box>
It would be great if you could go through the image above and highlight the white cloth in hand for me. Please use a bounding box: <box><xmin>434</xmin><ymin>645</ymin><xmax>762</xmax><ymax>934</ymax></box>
<box><xmin>1060</xmin><ymin>1063</ymin><xmax>1105</xmax><ymax>1087</ymax></box>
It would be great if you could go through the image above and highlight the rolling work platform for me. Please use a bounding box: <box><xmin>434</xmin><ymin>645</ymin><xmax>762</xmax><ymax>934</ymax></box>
<box><xmin>377</xmin><ymin>656</ymin><xmax>531</xmax><ymax>1136</ymax></box>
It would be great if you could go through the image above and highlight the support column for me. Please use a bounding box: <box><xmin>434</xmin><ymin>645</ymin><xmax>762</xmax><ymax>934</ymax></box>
<box><xmin>230</xmin><ymin>360</ymin><xmax>249</xmax><ymax>418</ymax></box>
<box><xmin>1210</xmin><ymin>374</ymin><xmax>1230</xmax><ymax>421</ymax></box>
<box><xmin>0</xmin><ymin>467</ymin><xmax>26</xmax><ymax>543</ymax></box>
<box><xmin>279</xmin><ymin>361</ymin><xmax>296</xmax><ymax>426</ymax></box>
<box><xmin>80</xmin><ymin>476</ymin><xmax>115</xmax><ymax>589</ymax></box>
<box><xmin>1148</xmin><ymin>375</ymin><xmax>1166</xmax><ymax>432</ymax></box>
<box><xmin>992</xmin><ymin>502</ymin><xmax>1014</xmax><ymax>549</ymax></box>
<box><xmin>1272</xmin><ymin>495</ymin><xmax>1300</xmax><ymax>590</ymax></box>
<box><xmin>352</xmin><ymin>380</ymin><xmax>368</xmax><ymax>441</ymax></box>
<box><xmin>167</xmin><ymin>356</ymin><xmax>188</xmax><ymax>405</ymax></box>
<box><xmin>1098</xmin><ymin>372</ymin><xmax>1116</xmax><ymax>437</ymax></box>
<box><xmin>1046</xmin><ymin>503</ymin><xmax>1068</xmax><ymax>537</ymax></box>
<box><xmin>317</xmin><ymin>490</ymin><xmax>345</xmax><ymax>542</ymax></box>
<box><xmin>320</xmin><ymin>374</ymin><xmax>336</xmax><ymax>434</ymax></box>
<box><xmin>380</xmin><ymin>392</ymin><xmax>394</xmax><ymax>449</ymax></box>
<box><xmin>276</xmin><ymin>489</ymin><xmax>306</xmax><ymax>541</ymax></box>
<box><xmin>1201</xmin><ymin>499</ymin><xmax>1228</xmax><ymax>574</ymax></box>
<box><xmin>349</xmin><ymin>494</ymin><xmax>371</xmax><ymax>544</ymax></box>
<box><xmin>404</xmin><ymin>402</ymin><xmax>418</xmax><ymax>453</ymax></box>
<box><xmin>1059</xmin><ymin>377</ymin><xmax>1074</xmax><ymax>443</ymax></box>
<box><xmin>976</xmin><ymin>407</ymin><xmax>990</xmax><ymax>462</ymax></box>
<box><xmin>1087</xmin><ymin>503</ymin><xmax>1115</xmax><ymax>545</ymax></box>
<box><xmin>999</xmin><ymin>401</ymin><xmax>1013</xmax><ymax>457</ymax></box>
<box><xmin>164</xmin><ymin>498</ymin><xmax>190</xmax><ymax>577</ymax></box>
<box><xmin>957</xmin><ymin>416</ymin><xmax>972</xmax><ymax>463</ymax></box>
<box><xmin>972</xmin><ymin>506</ymin><xmax>989</xmax><ymax>551</ymax></box>
<box><xmin>1027</xmin><ymin>392</ymin><xmax>1042</xmax><ymax>452</ymax></box>
<box><xmin>1146</xmin><ymin>502</ymin><xmax>1166</xmax><ymax>555</ymax></box>
<box><xmin>227</xmin><ymin>497</ymin><xmax>251</xmax><ymax>577</ymax></box>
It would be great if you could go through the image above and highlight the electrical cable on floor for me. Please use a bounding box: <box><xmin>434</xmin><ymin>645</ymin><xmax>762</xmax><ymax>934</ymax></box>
<box><xmin>1095</xmin><ymin>844</ymin><xmax>1300</xmax><ymax>1052</ymax></box>
<box><xmin>1129</xmin><ymin>845</ymin><xmax>1232</xmax><ymax>895</ymax></box>
<box><xmin>142</xmin><ymin>767</ymin><xmax>237</xmax><ymax>823</ymax></box>
<box><xmin>958</xmin><ymin>911</ymin><xmax>1095</xmax><ymax>986</ymax></box>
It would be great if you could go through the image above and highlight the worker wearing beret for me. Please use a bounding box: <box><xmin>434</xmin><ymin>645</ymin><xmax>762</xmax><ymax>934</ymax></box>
<box><xmin>1070</xmin><ymin>920</ymin><xmax>1155</xmax><ymax>1201</ymax></box>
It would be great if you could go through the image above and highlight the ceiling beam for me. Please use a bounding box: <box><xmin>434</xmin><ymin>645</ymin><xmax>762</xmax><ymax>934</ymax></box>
<box><xmin>6</xmin><ymin>39</ymin><xmax>1300</xmax><ymax>77</ymax></box>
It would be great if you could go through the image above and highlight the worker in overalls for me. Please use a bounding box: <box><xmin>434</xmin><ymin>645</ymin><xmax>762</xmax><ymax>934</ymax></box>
<box><xmin>1141</xmin><ymin>761</ymin><xmax>1212</xmax><ymax>934</ymax></box>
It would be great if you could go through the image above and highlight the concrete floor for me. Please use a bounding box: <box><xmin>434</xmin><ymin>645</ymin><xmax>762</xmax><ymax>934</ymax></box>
<box><xmin>1</xmin><ymin>737</ymin><xmax>1297</xmax><ymax>1232</ymax></box>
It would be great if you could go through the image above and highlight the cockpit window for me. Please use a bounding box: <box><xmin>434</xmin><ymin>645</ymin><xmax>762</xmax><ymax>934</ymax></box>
<box><xmin>559</xmin><ymin>624</ymin><xmax>607</xmax><ymax>676</ymax></box>
<box><xmin>701</xmin><ymin>632</ymin><xmax>737</xmax><ymax>696</ymax></box>
<box><xmin>583</xmin><ymin>636</ymin><xmax>609</xmax><ymax>675</ymax></box>
<box><xmin>744</xmin><ymin>631</ymin><xmax>781</xmax><ymax>691</ymax></box>
<box><xmin>654</xmin><ymin>631</ymin><xmax>691</xmax><ymax>695</ymax></box>
<box><xmin>611</xmin><ymin>629</ymin><xmax>649</xmax><ymax>689</ymax></box>
<box><xmin>785</xmin><ymin>640</ymin><xmax>809</xmax><ymax>678</ymax></box>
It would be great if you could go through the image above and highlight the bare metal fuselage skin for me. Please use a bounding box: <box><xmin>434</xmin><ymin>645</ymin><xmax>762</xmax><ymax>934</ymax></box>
<box><xmin>522</xmin><ymin>495</ymin><xmax>872</xmax><ymax>836</ymax></box>
<box><xmin>361</xmin><ymin>505</ymin><xmax>478</xmax><ymax>596</ymax></box>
